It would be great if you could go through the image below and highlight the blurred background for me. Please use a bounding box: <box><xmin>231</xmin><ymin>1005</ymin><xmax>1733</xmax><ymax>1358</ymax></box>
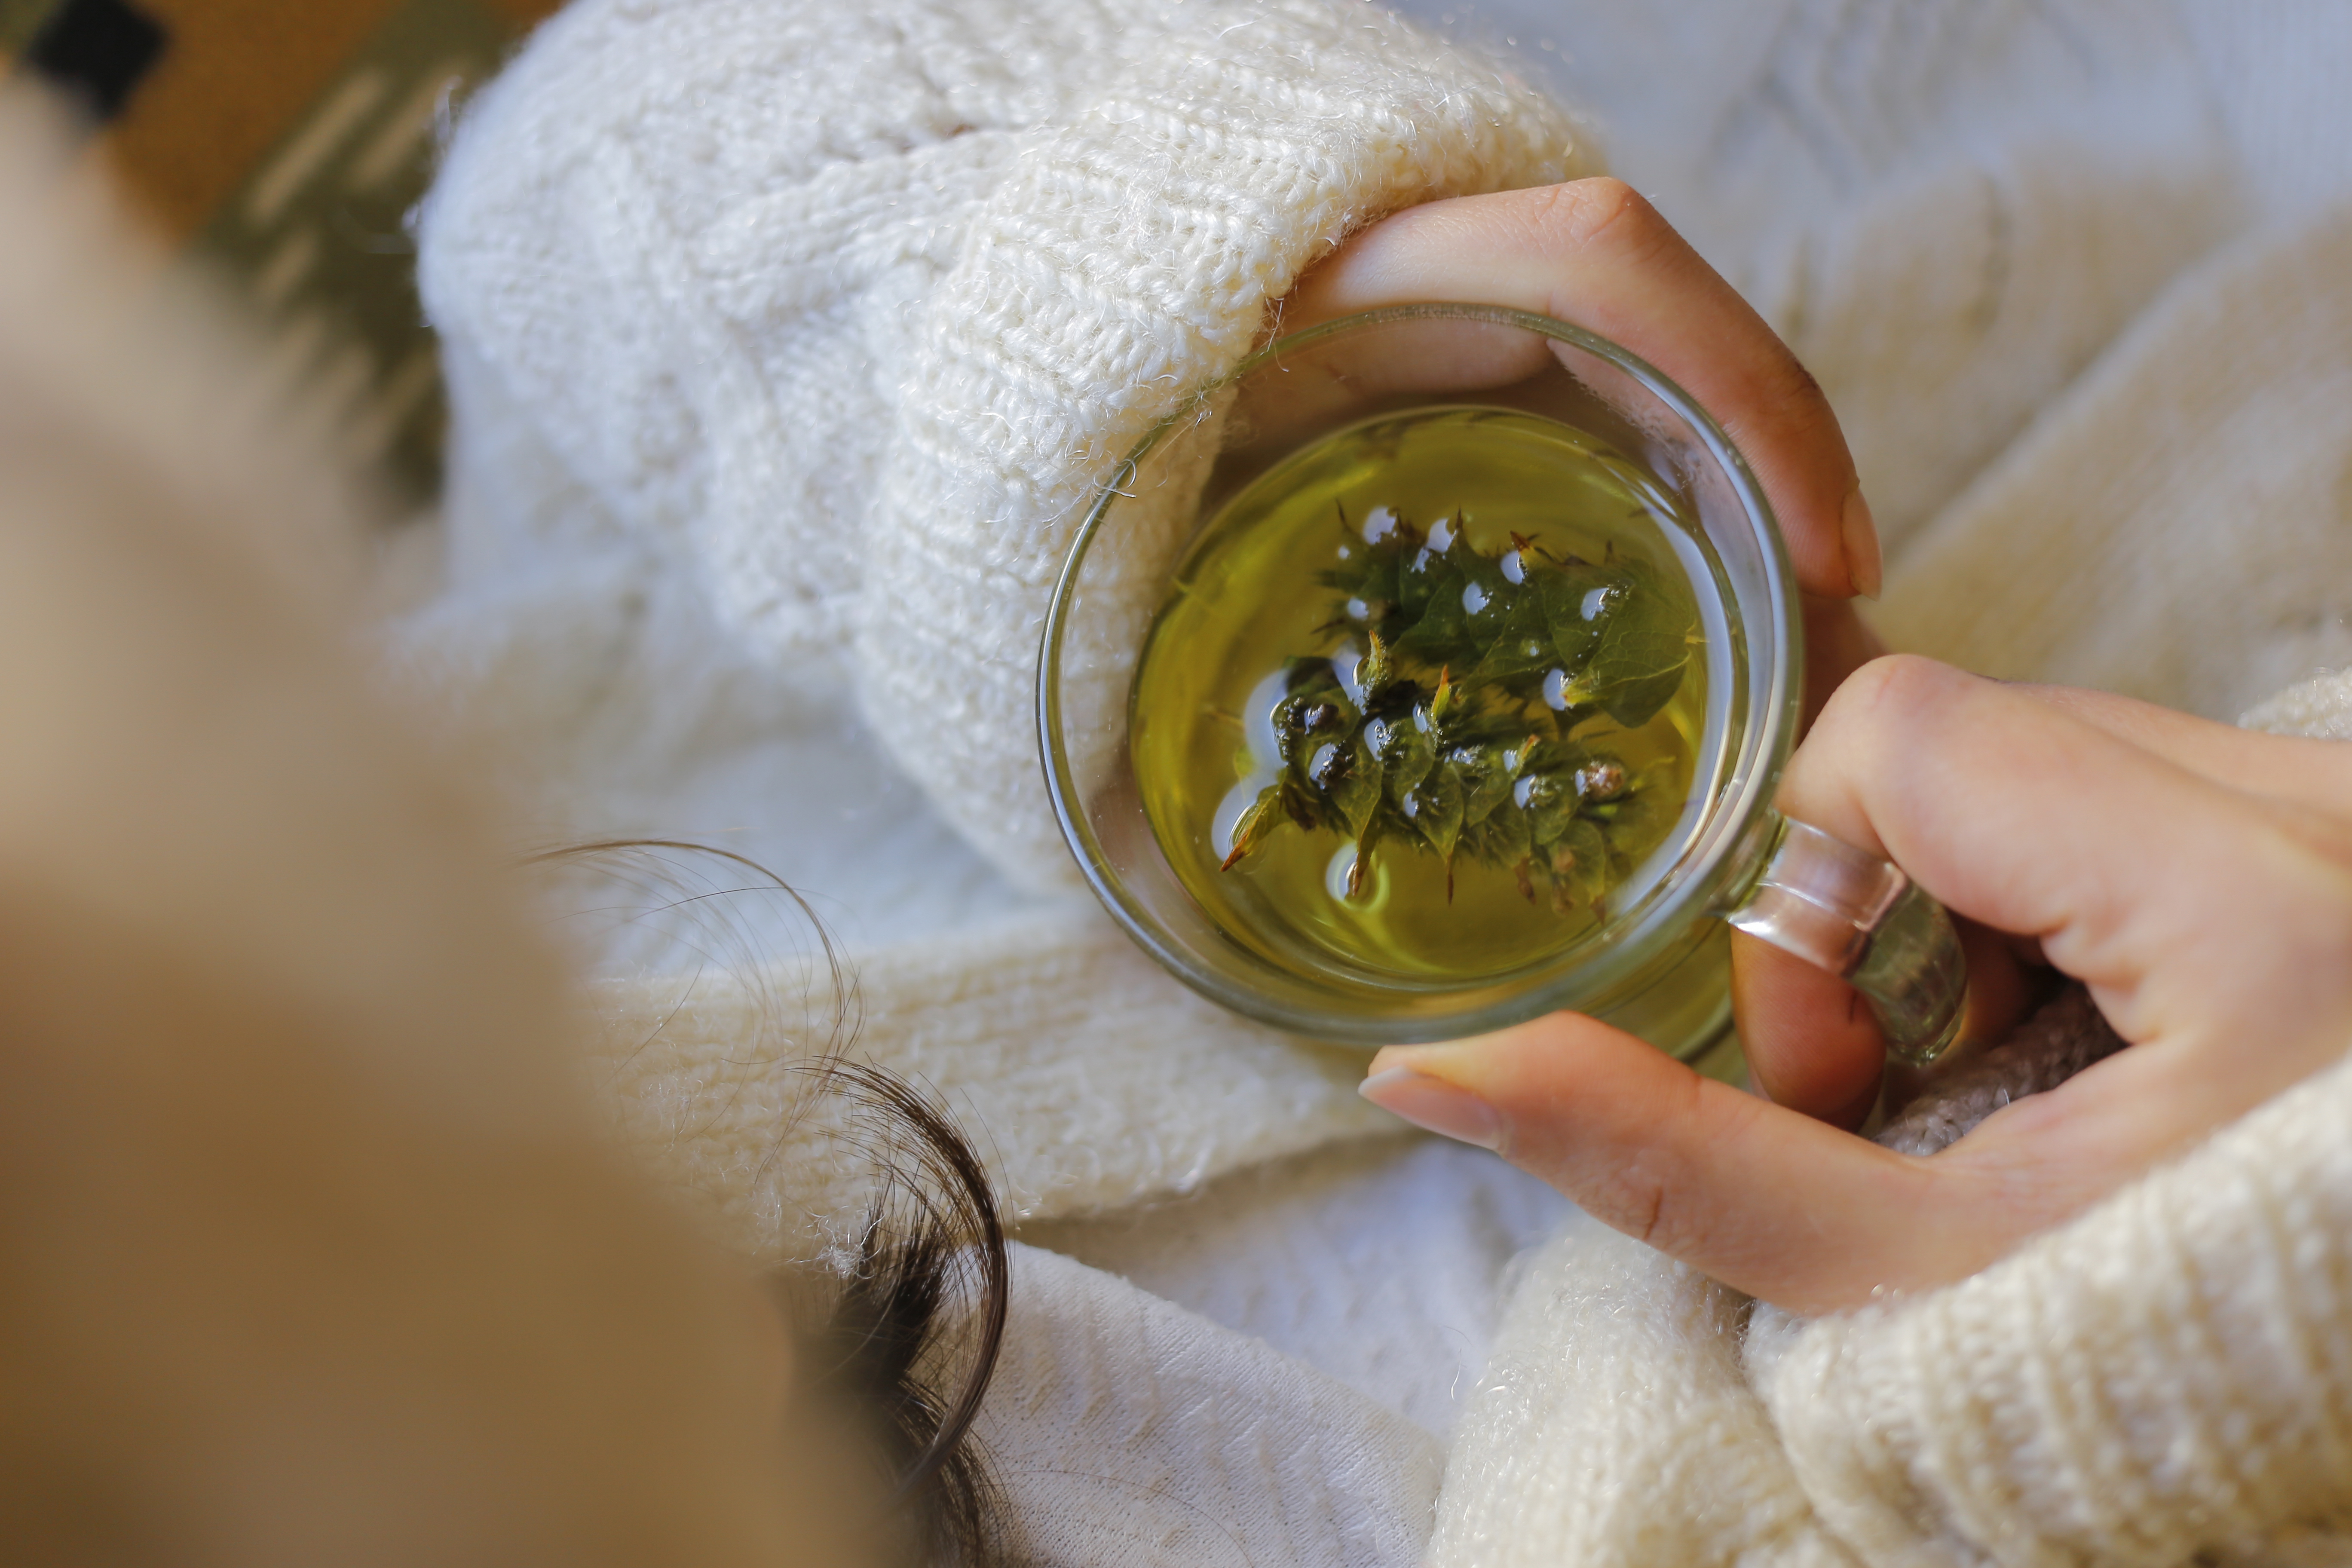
<box><xmin>2</xmin><ymin>0</ymin><xmax>558</xmax><ymax>507</ymax></box>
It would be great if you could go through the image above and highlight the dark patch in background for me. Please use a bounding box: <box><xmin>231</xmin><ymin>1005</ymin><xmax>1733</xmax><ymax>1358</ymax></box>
<box><xmin>21</xmin><ymin>0</ymin><xmax>167</xmax><ymax>122</ymax></box>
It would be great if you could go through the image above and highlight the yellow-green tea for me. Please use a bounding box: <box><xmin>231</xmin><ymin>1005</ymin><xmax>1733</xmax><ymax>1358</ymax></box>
<box><xmin>1131</xmin><ymin>407</ymin><xmax>1715</xmax><ymax>983</ymax></box>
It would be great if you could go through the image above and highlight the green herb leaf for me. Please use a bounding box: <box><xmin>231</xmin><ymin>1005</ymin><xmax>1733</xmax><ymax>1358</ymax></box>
<box><xmin>1375</xmin><ymin>718</ymin><xmax>1435</xmax><ymax>803</ymax></box>
<box><xmin>1472</xmin><ymin>605</ymin><xmax>1559</xmax><ymax>682</ymax></box>
<box><xmin>1278</xmin><ymin>778</ymin><xmax>1325</xmax><ymax>832</ymax></box>
<box><xmin>1550</xmin><ymin>817</ymin><xmax>1610</xmax><ymax>906</ymax></box>
<box><xmin>1557</xmin><ymin>560</ymin><xmax>1694</xmax><ymax>728</ymax></box>
<box><xmin>1455</xmin><ymin>743</ymin><xmax>1513</xmax><ymax>828</ymax></box>
<box><xmin>1221</xmin><ymin>784</ymin><xmax>1285</xmax><ymax>871</ymax></box>
<box><xmin>1347</xmin><ymin>814</ymin><xmax>1384</xmax><ymax>898</ymax></box>
<box><xmin>1407</xmin><ymin>763</ymin><xmax>1467</xmax><ymax>862</ymax></box>
<box><xmin>1327</xmin><ymin>739</ymin><xmax>1381</xmax><ymax>840</ymax></box>
<box><xmin>1538</xmin><ymin>565</ymin><xmax>1618</xmax><ymax>671</ymax></box>
<box><xmin>1219</xmin><ymin>505</ymin><xmax>1689</xmax><ymax>908</ymax></box>
<box><xmin>1390</xmin><ymin>564</ymin><xmax>1470</xmax><ymax>662</ymax></box>
<box><xmin>1519</xmin><ymin>770</ymin><xmax>1578</xmax><ymax>848</ymax></box>
<box><xmin>1595</xmin><ymin>758</ymin><xmax>1680</xmax><ymax>855</ymax></box>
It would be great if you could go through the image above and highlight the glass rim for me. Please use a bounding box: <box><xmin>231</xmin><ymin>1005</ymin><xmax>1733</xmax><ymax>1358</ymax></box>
<box><xmin>1037</xmin><ymin>301</ymin><xmax>1805</xmax><ymax>1042</ymax></box>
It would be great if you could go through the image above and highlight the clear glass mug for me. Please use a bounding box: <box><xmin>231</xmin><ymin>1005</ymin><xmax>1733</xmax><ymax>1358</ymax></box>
<box><xmin>1037</xmin><ymin>304</ymin><xmax>1966</xmax><ymax>1065</ymax></box>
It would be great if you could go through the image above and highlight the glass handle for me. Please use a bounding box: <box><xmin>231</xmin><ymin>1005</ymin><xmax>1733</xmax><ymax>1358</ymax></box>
<box><xmin>1721</xmin><ymin>815</ymin><xmax>1968</xmax><ymax>1066</ymax></box>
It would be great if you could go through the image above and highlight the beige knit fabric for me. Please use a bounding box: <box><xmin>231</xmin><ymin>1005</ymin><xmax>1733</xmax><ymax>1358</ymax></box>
<box><xmin>1431</xmin><ymin>1033</ymin><xmax>2352</xmax><ymax>1568</ymax></box>
<box><xmin>579</xmin><ymin>907</ymin><xmax>1390</xmax><ymax>1267</ymax></box>
<box><xmin>1756</xmin><ymin>1050</ymin><xmax>2352</xmax><ymax>1568</ymax></box>
<box><xmin>981</xmin><ymin>1242</ymin><xmax>1447</xmax><ymax>1568</ymax></box>
<box><xmin>2245</xmin><ymin>670</ymin><xmax>2352</xmax><ymax>741</ymax></box>
<box><xmin>1876</xmin><ymin>205</ymin><xmax>2352</xmax><ymax>724</ymax></box>
<box><xmin>1435</xmin><ymin>1215</ymin><xmax>1848</xmax><ymax>1568</ymax></box>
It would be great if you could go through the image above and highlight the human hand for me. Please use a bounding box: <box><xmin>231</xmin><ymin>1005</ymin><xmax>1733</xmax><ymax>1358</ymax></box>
<box><xmin>1361</xmin><ymin>656</ymin><xmax>2352</xmax><ymax>1314</ymax></box>
<box><xmin>1283</xmin><ymin>180</ymin><xmax>1885</xmax><ymax>719</ymax></box>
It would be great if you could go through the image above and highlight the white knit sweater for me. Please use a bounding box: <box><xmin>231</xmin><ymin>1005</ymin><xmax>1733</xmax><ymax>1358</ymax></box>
<box><xmin>415</xmin><ymin>0</ymin><xmax>1587</xmax><ymax>888</ymax></box>
<box><xmin>409</xmin><ymin>3</ymin><xmax>2352</xmax><ymax>1565</ymax></box>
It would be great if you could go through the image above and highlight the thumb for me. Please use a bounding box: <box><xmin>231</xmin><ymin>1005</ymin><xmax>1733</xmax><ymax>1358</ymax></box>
<box><xmin>1360</xmin><ymin>1012</ymin><xmax>2015</xmax><ymax>1314</ymax></box>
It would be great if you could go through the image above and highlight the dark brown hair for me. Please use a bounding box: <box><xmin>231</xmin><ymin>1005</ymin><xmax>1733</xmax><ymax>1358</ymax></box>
<box><xmin>525</xmin><ymin>841</ymin><xmax>1009</xmax><ymax>1568</ymax></box>
<box><xmin>799</xmin><ymin>1059</ymin><xmax>1007</xmax><ymax>1567</ymax></box>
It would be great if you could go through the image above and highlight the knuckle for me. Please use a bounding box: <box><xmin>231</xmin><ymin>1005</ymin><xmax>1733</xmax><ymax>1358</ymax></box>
<box><xmin>1602</xmin><ymin>1153</ymin><xmax>1714</xmax><ymax>1259</ymax></box>
<box><xmin>1796</xmin><ymin>655</ymin><xmax>1972</xmax><ymax>797</ymax></box>
<box><xmin>1572</xmin><ymin>1068</ymin><xmax>1717</xmax><ymax>1257</ymax></box>
<box><xmin>1754</xmin><ymin>355</ymin><xmax>1837</xmax><ymax>441</ymax></box>
<box><xmin>1718</xmin><ymin>356</ymin><xmax>1844</xmax><ymax>492</ymax></box>
<box><xmin>1823</xmin><ymin>652</ymin><xmax>1962</xmax><ymax>732</ymax></box>
<box><xmin>1629</xmin><ymin>1175</ymin><xmax>1672</xmax><ymax>1250</ymax></box>
<box><xmin>1519</xmin><ymin>177</ymin><xmax>1666</xmax><ymax>257</ymax></box>
<box><xmin>1580</xmin><ymin>1161</ymin><xmax>1675</xmax><ymax>1248</ymax></box>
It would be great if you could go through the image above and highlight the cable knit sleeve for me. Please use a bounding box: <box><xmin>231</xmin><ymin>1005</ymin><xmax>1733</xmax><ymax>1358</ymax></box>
<box><xmin>1753</xmin><ymin>1050</ymin><xmax>2352</xmax><ymax>1568</ymax></box>
<box><xmin>1429</xmin><ymin>986</ymin><xmax>2352</xmax><ymax>1568</ymax></box>
<box><xmin>417</xmin><ymin>0</ymin><xmax>1589</xmax><ymax>889</ymax></box>
<box><xmin>856</xmin><ymin>0</ymin><xmax>1586</xmax><ymax>883</ymax></box>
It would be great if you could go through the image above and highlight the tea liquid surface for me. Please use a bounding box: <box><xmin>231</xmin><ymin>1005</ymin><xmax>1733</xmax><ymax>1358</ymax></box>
<box><xmin>1131</xmin><ymin>407</ymin><xmax>1721</xmax><ymax>984</ymax></box>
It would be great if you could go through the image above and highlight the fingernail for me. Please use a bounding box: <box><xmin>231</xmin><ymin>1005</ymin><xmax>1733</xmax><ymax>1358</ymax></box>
<box><xmin>1360</xmin><ymin>1066</ymin><xmax>1506</xmax><ymax>1151</ymax></box>
<box><xmin>1840</xmin><ymin>487</ymin><xmax>1883</xmax><ymax>601</ymax></box>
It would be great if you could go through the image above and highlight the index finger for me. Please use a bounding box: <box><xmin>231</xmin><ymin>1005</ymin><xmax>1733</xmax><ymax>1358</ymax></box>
<box><xmin>1743</xmin><ymin>657</ymin><xmax>2352</xmax><ymax>1152</ymax></box>
<box><xmin>1282</xmin><ymin>181</ymin><xmax>1879</xmax><ymax>601</ymax></box>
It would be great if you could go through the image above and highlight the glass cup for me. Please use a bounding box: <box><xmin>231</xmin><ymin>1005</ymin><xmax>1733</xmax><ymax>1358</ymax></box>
<box><xmin>1038</xmin><ymin>304</ymin><xmax>1965</xmax><ymax>1064</ymax></box>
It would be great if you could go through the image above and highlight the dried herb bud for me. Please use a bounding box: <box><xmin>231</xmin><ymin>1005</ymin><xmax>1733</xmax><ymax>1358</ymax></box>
<box><xmin>1428</xmin><ymin>666</ymin><xmax>1459</xmax><ymax>724</ymax></box>
<box><xmin>1359</xmin><ymin>630</ymin><xmax>1396</xmax><ymax>695</ymax></box>
<box><xmin>1574</xmin><ymin>760</ymin><xmax>1629</xmax><ymax>802</ymax></box>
